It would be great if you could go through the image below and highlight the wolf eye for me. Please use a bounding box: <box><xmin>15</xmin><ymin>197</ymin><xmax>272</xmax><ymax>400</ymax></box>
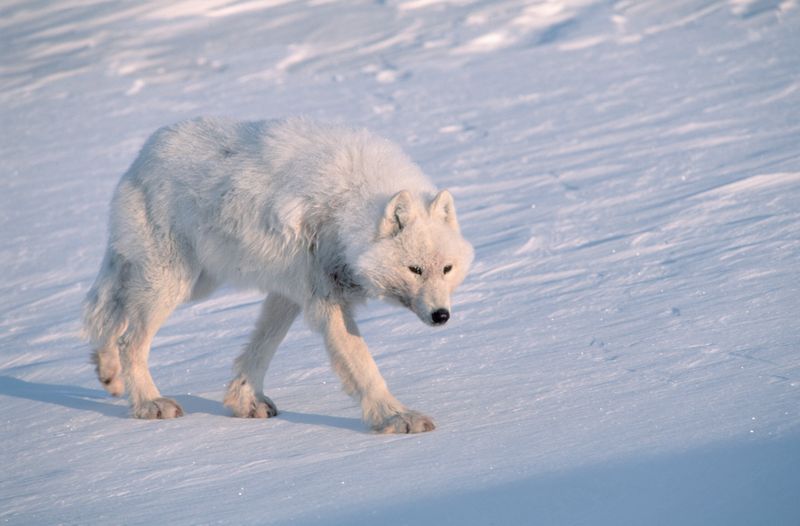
<box><xmin>408</xmin><ymin>265</ymin><xmax>423</xmax><ymax>275</ymax></box>
<box><xmin>443</xmin><ymin>265</ymin><xmax>453</xmax><ymax>274</ymax></box>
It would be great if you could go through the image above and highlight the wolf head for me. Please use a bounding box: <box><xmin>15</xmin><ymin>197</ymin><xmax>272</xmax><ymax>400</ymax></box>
<box><xmin>356</xmin><ymin>190</ymin><xmax>473</xmax><ymax>326</ymax></box>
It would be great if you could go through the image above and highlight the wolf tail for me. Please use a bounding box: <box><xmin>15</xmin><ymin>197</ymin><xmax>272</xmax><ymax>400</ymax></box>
<box><xmin>82</xmin><ymin>248</ymin><xmax>130</xmax><ymax>344</ymax></box>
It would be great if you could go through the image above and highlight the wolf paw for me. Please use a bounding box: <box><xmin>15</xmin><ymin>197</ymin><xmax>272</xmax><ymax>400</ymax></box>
<box><xmin>224</xmin><ymin>377</ymin><xmax>278</xmax><ymax>418</ymax></box>
<box><xmin>230</xmin><ymin>393</ymin><xmax>278</xmax><ymax>418</ymax></box>
<box><xmin>244</xmin><ymin>395</ymin><xmax>278</xmax><ymax>419</ymax></box>
<box><xmin>99</xmin><ymin>373</ymin><xmax>125</xmax><ymax>397</ymax></box>
<box><xmin>92</xmin><ymin>352</ymin><xmax>124</xmax><ymax>397</ymax></box>
<box><xmin>373</xmin><ymin>411</ymin><xmax>436</xmax><ymax>434</ymax></box>
<box><xmin>133</xmin><ymin>397</ymin><xmax>184</xmax><ymax>419</ymax></box>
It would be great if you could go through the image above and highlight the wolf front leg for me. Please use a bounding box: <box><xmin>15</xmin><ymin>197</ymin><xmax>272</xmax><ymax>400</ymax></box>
<box><xmin>225</xmin><ymin>294</ymin><xmax>301</xmax><ymax>418</ymax></box>
<box><xmin>318</xmin><ymin>302</ymin><xmax>435</xmax><ymax>433</ymax></box>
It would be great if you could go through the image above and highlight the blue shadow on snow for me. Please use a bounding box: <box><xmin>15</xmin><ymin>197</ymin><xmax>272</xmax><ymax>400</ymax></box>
<box><xmin>0</xmin><ymin>375</ymin><xmax>364</xmax><ymax>431</ymax></box>
<box><xmin>298</xmin><ymin>432</ymin><xmax>800</xmax><ymax>526</ymax></box>
<box><xmin>0</xmin><ymin>375</ymin><xmax>126</xmax><ymax>418</ymax></box>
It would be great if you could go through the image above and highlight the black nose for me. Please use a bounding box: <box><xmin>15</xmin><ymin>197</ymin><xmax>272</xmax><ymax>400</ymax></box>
<box><xmin>431</xmin><ymin>308</ymin><xmax>450</xmax><ymax>325</ymax></box>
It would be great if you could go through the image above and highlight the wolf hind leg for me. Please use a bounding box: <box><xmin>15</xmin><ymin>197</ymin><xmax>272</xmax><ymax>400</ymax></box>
<box><xmin>118</xmin><ymin>281</ymin><xmax>190</xmax><ymax>419</ymax></box>
<box><xmin>83</xmin><ymin>250</ymin><xmax>133</xmax><ymax>397</ymax></box>
<box><xmin>107</xmin><ymin>246</ymin><xmax>197</xmax><ymax>418</ymax></box>
<box><xmin>225</xmin><ymin>294</ymin><xmax>300</xmax><ymax>418</ymax></box>
<box><xmin>83</xmin><ymin>249</ymin><xmax>188</xmax><ymax>416</ymax></box>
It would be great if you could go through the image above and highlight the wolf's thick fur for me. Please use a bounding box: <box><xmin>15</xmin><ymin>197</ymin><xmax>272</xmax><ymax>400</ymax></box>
<box><xmin>82</xmin><ymin>117</ymin><xmax>473</xmax><ymax>433</ymax></box>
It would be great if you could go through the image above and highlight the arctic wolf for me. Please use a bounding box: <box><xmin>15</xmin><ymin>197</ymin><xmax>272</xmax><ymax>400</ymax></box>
<box><xmin>82</xmin><ymin>117</ymin><xmax>473</xmax><ymax>433</ymax></box>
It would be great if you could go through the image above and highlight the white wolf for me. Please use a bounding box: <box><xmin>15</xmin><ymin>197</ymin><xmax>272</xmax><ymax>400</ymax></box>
<box><xmin>82</xmin><ymin>117</ymin><xmax>473</xmax><ymax>433</ymax></box>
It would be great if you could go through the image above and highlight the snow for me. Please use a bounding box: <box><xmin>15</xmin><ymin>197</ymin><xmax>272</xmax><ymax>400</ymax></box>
<box><xmin>2</xmin><ymin>0</ymin><xmax>799</xmax><ymax>524</ymax></box>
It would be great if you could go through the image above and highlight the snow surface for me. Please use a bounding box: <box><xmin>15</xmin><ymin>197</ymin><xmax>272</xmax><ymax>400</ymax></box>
<box><xmin>2</xmin><ymin>0</ymin><xmax>800</xmax><ymax>524</ymax></box>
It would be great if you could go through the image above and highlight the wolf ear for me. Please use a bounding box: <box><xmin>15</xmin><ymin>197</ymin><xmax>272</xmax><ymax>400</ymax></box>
<box><xmin>429</xmin><ymin>190</ymin><xmax>459</xmax><ymax>232</ymax></box>
<box><xmin>379</xmin><ymin>190</ymin><xmax>415</xmax><ymax>238</ymax></box>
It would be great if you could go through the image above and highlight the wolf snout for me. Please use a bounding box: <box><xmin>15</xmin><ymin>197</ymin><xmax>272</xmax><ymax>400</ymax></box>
<box><xmin>431</xmin><ymin>308</ymin><xmax>450</xmax><ymax>325</ymax></box>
